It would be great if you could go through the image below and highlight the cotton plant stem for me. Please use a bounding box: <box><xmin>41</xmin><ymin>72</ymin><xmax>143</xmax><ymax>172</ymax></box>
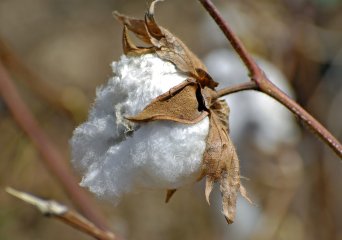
<box><xmin>6</xmin><ymin>188</ymin><xmax>116</xmax><ymax>240</ymax></box>
<box><xmin>199</xmin><ymin>0</ymin><xmax>342</xmax><ymax>159</ymax></box>
<box><xmin>0</xmin><ymin>61</ymin><xmax>109</xmax><ymax>230</ymax></box>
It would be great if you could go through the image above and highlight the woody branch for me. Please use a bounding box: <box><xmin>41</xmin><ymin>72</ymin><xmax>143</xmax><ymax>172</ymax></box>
<box><xmin>199</xmin><ymin>0</ymin><xmax>342</xmax><ymax>159</ymax></box>
<box><xmin>6</xmin><ymin>188</ymin><xmax>116</xmax><ymax>240</ymax></box>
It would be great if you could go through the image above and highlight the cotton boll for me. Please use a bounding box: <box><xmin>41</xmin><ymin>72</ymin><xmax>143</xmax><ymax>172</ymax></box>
<box><xmin>71</xmin><ymin>54</ymin><xmax>209</xmax><ymax>202</ymax></box>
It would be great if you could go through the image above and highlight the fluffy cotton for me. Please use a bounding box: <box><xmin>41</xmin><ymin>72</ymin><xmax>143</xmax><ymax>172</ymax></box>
<box><xmin>70</xmin><ymin>54</ymin><xmax>209</xmax><ymax>201</ymax></box>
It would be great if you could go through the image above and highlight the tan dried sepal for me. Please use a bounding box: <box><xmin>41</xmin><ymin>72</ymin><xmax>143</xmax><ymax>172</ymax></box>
<box><xmin>113</xmin><ymin>11</ymin><xmax>152</xmax><ymax>44</ymax></box>
<box><xmin>122</xmin><ymin>25</ymin><xmax>154</xmax><ymax>56</ymax></box>
<box><xmin>200</xmin><ymin>88</ymin><xmax>245</xmax><ymax>224</ymax></box>
<box><xmin>115</xmin><ymin>1</ymin><xmax>218</xmax><ymax>89</ymax></box>
<box><xmin>126</xmin><ymin>80</ymin><xmax>208</xmax><ymax>124</ymax></box>
<box><xmin>145</xmin><ymin>2</ymin><xmax>218</xmax><ymax>89</ymax></box>
<box><xmin>165</xmin><ymin>189</ymin><xmax>177</xmax><ymax>203</ymax></box>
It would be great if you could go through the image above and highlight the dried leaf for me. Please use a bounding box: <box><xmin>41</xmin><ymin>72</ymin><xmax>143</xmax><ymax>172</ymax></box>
<box><xmin>126</xmin><ymin>80</ymin><xmax>208</xmax><ymax>124</ymax></box>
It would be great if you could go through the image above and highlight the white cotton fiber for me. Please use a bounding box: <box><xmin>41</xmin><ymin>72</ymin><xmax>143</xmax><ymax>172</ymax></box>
<box><xmin>70</xmin><ymin>54</ymin><xmax>209</xmax><ymax>201</ymax></box>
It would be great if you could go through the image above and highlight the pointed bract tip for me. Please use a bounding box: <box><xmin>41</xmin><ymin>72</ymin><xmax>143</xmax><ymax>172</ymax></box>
<box><xmin>165</xmin><ymin>189</ymin><xmax>177</xmax><ymax>203</ymax></box>
<box><xmin>240</xmin><ymin>184</ymin><xmax>253</xmax><ymax>205</ymax></box>
<box><xmin>112</xmin><ymin>10</ymin><xmax>121</xmax><ymax>20</ymax></box>
<box><xmin>148</xmin><ymin>0</ymin><xmax>165</xmax><ymax>16</ymax></box>
<box><xmin>224</xmin><ymin>216</ymin><xmax>234</xmax><ymax>224</ymax></box>
<box><xmin>205</xmin><ymin>177</ymin><xmax>214</xmax><ymax>205</ymax></box>
<box><xmin>222</xmin><ymin>205</ymin><xmax>235</xmax><ymax>224</ymax></box>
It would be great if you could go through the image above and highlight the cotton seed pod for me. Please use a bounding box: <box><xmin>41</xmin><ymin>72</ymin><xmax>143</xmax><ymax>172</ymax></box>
<box><xmin>71</xmin><ymin>0</ymin><xmax>250</xmax><ymax>224</ymax></box>
<box><xmin>71</xmin><ymin>53</ymin><xmax>209</xmax><ymax>199</ymax></box>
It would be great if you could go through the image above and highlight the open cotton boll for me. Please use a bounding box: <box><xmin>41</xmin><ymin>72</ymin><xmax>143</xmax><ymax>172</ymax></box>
<box><xmin>70</xmin><ymin>53</ymin><xmax>209</xmax><ymax>201</ymax></box>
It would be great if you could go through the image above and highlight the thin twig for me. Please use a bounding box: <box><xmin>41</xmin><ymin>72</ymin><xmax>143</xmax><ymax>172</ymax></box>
<box><xmin>199</xmin><ymin>0</ymin><xmax>342</xmax><ymax>159</ymax></box>
<box><xmin>216</xmin><ymin>81</ymin><xmax>258</xmax><ymax>98</ymax></box>
<box><xmin>0</xmin><ymin>61</ymin><xmax>109</xmax><ymax>230</ymax></box>
<box><xmin>6</xmin><ymin>188</ymin><xmax>116</xmax><ymax>240</ymax></box>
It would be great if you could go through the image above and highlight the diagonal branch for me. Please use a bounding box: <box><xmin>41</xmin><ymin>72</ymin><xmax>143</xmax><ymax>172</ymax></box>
<box><xmin>199</xmin><ymin>0</ymin><xmax>342</xmax><ymax>159</ymax></box>
<box><xmin>6</xmin><ymin>188</ymin><xmax>116</xmax><ymax>240</ymax></box>
<box><xmin>0</xmin><ymin>61</ymin><xmax>110</xmax><ymax>230</ymax></box>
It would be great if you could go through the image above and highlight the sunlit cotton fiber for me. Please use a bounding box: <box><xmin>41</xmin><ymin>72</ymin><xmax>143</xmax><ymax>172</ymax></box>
<box><xmin>70</xmin><ymin>54</ymin><xmax>209</xmax><ymax>201</ymax></box>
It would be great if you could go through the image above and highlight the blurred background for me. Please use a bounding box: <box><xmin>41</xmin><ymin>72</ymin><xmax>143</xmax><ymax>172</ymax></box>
<box><xmin>0</xmin><ymin>0</ymin><xmax>341</xmax><ymax>239</ymax></box>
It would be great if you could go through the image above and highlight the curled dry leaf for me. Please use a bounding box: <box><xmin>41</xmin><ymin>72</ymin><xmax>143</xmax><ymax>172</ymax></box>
<box><xmin>115</xmin><ymin>0</ymin><xmax>249</xmax><ymax>224</ymax></box>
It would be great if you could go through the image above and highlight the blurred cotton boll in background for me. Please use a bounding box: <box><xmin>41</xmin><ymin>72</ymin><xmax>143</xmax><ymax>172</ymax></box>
<box><xmin>205</xmin><ymin>49</ymin><xmax>300</xmax><ymax>154</ymax></box>
<box><xmin>70</xmin><ymin>54</ymin><xmax>209</xmax><ymax>202</ymax></box>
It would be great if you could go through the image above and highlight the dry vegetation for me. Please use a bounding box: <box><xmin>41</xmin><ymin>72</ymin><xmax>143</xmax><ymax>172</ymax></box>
<box><xmin>0</xmin><ymin>0</ymin><xmax>341</xmax><ymax>239</ymax></box>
